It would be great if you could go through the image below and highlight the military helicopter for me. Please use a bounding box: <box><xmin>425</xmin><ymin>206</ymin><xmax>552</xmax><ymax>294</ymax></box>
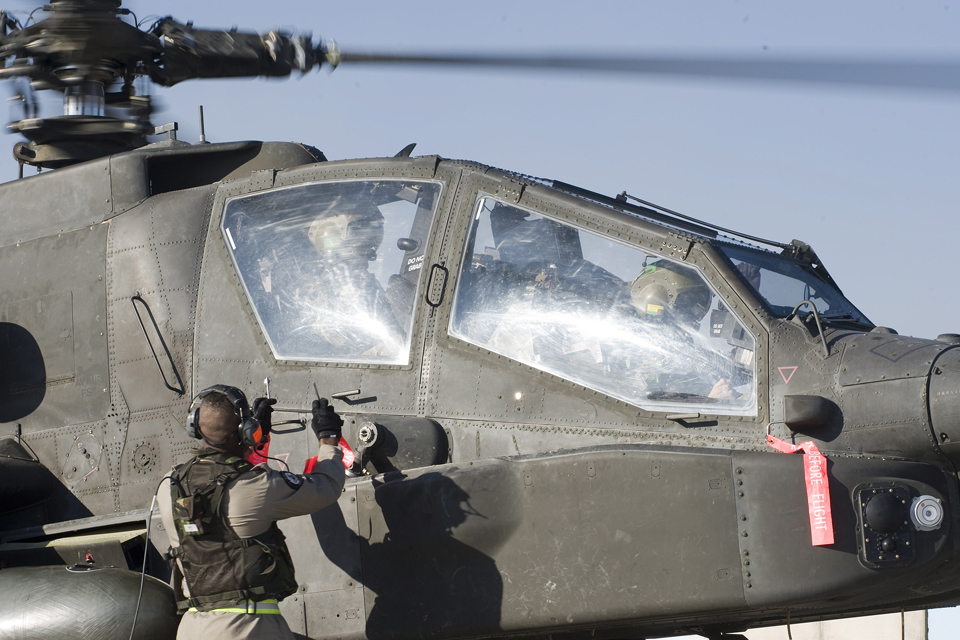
<box><xmin>1</xmin><ymin>1</ymin><xmax>959</xmax><ymax>639</ymax></box>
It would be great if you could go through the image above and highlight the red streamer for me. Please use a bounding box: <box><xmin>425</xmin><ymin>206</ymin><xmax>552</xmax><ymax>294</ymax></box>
<box><xmin>767</xmin><ymin>435</ymin><xmax>834</xmax><ymax>546</ymax></box>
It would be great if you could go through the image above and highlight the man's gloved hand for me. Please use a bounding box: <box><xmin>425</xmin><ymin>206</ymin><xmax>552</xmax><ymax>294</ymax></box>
<box><xmin>251</xmin><ymin>397</ymin><xmax>277</xmax><ymax>433</ymax></box>
<box><xmin>311</xmin><ymin>398</ymin><xmax>343</xmax><ymax>441</ymax></box>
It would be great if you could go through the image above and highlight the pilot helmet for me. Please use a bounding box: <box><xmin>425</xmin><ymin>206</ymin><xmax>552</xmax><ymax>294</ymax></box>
<box><xmin>307</xmin><ymin>203</ymin><xmax>384</xmax><ymax>264</ymax></box>
<box><xmin>630</xmin><ymin>261</ymin><xmax>712</xmax><ymax>326</ymax></box>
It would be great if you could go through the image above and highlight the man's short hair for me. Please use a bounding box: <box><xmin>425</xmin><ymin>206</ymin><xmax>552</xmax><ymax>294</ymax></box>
<box><xmin>198</xmin><ymin>392</ymin><xmax>241</xmax><ymax>446</ymax></box>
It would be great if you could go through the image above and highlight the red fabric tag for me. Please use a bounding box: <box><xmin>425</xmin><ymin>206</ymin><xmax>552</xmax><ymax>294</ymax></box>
<box><xmin>303</xmin><ymin>437</ymin><xmax>355</xmax><ymax>474</ymax></box>
<box><xmin>767</xmin><ymin>435</ymin><xmax>835</xmax><ymax>546</ymax></box>
<box><xmin>340</xmin><ymin>437</ymin><xmax>356</xmax><ymax>468</ymax></box>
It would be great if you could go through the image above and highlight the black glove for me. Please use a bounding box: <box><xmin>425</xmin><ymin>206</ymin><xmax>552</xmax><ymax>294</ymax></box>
<box><xmin>251</xmin><ymin>397</ymin><xmax>277</xmax><ymax>433</ymax></box>
<box><xmin>311</xmin><ymin>398</ymin><xmax>343</xmax><ymax>441</ymax></box>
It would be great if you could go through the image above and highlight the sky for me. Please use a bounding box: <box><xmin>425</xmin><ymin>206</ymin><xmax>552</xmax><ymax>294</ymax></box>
<box><xmin>2</xmin><ymin>0</ymin><xmax>958</xmax><ymax>637</ymax></box>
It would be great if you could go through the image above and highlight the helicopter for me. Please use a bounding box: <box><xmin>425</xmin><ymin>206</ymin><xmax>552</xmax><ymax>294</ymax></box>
<box><xmin>0</xmin><ymin>1</ymin><xmax>959</xmax><ymax>639</ymax></box>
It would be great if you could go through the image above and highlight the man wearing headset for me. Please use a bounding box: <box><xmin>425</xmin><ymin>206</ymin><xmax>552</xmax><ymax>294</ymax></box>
<box><xmin>157</xmin><ymin>385</ymin><xmax>345</xmax><ymax>639</ymax></box>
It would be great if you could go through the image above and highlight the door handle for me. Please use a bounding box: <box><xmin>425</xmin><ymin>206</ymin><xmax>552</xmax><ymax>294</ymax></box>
<box><xmin>424</xmin><ymin>263</ymin><xmax>449</xmax><ymax>308</ymax></box>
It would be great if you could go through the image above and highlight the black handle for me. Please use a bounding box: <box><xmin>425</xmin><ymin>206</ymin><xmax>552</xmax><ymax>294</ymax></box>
<box><xmin>131</xmin><ymin>294</ymin><xmax>186</xmax><ymax>395</ymax></box>
<box><xmin>424</xmin><ymin>263</ymin><xmax>449</xmax><ymax>308</ymax></box>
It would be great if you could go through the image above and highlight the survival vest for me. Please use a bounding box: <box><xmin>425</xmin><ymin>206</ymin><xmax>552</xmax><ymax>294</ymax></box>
<box><xmin>167</xmin><ymin>449</ymin><xmax>298</xmax><ymax>612</ymax></box>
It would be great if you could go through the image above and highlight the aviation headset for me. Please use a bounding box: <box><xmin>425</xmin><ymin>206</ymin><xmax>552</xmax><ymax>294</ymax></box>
<box><xmin>185</xmin><ymin>384</ymin><xmax>267</xmax><ymax>447</ymax></box>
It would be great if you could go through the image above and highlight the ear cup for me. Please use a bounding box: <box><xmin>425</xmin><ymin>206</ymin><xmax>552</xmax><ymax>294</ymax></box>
<box><xmin>186</xmin><ymin>406</ymin><xmax>202</xmax><ymax>439</ymax></box>
<box><xmin>224</xmin><ymin>388</ymin><xmax>265</xmax><ymax>446</ymax></box>
<box><xmin>239</xmin><ymin>416</ymin><xmax>266</xmax><ymax>447</ymax></box>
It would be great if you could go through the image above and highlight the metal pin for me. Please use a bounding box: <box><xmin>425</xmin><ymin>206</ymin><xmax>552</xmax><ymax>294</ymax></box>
<box><xmin>264</xmin><ymin>377</ymin><xmax>271</xmax><ymax>399</ymax></box>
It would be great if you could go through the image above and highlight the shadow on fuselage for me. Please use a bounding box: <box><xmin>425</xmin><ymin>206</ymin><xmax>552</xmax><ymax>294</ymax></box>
<box><xmin>0</xmin><ymin>322</ymin><xmax>46</xmax><ymax>423</ymax></box>
<box><xmin>313</xmin><ymin>471</ymin><xmax>503</xmax><ymax>640</ymax></box>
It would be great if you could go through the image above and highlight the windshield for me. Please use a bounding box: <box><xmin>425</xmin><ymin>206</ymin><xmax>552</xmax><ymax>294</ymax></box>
<box><xmin>448</xmin><ymin>197</ymin><xmax>758</xmax><ymax>417</ymax></box>
<box><xmin>222</xmin><ymin>180</ymin><xmax>442</xmax><ymax>365</ymax></box>
<box><xmin>720</xmin><ymin>244</ymin><xmax>870</xmax><ymax>324</ymax></box>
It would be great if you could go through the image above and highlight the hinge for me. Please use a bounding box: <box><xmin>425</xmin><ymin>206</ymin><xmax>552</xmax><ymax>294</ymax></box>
<box><xmin>661</xmin><ymin>234</ymin><xmax>693</xmax><ymax>260</ymax></box>
<box><xmin>249</xmin><ymin>169</ymin><xmax>277</xmax><ymax>190</ymax></box>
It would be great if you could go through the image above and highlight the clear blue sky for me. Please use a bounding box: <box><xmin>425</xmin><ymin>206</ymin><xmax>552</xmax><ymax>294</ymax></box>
<box><xmin>3</xmin><ymin>0</ymin><xmax>958</xmax><ymax>636</ymax></box>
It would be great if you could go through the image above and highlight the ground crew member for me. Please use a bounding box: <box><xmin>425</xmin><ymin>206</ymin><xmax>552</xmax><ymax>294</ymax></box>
<box><xmin>157</xmin><ymin>384</ymin><xmax>345</xmax><ymax>639</ymax></box>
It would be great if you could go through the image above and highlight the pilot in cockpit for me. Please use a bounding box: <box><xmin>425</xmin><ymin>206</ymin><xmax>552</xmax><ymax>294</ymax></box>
<box><xmin>627</xmin><ymin>261</ymin><xmax>745</xmax><ymax>402</ymax></box>
<box><xmin>298</xmin><ymin>202</ymin><xmax>404</xmax><ymax>358</ymax></box>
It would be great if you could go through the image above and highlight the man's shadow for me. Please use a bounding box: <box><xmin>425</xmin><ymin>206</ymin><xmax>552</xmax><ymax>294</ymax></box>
<box><xmin>312</xmin><ymin>471</ymin><xmax>503</xmax><ymax>640</ymax></box>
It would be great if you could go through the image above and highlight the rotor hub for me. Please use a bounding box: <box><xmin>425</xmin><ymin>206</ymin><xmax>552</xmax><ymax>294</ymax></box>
<box><xmin>0</xmin><ymin>1</ymin><xmax>331</xmax><ymax>170</ymax></box>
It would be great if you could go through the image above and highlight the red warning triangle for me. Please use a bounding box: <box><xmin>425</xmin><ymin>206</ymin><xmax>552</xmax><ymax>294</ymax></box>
<box><xmin>778</xmin><ymin>366</ymin><xmax>798</xmax><ymax>384</ymax></box>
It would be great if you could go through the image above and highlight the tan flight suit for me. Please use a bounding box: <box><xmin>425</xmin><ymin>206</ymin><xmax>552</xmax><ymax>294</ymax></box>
<box><xmin>158</xmin><ymin>443</ymin><xmax>345</xmax><ymax>640</ymax></box>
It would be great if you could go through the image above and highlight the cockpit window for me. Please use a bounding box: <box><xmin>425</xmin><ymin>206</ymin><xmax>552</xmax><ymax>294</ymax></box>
<box><xmin>720</xmin><ymin>244</ymin><xmax>870</xmax><ymax>325</ymax></box>
<box><xmin>449</xmin><ymin>197</ymin><xmax>757</xmax><ymax>416</ymax></box>
<box><xmin>222</xmin><ymin>180</ymin><xmax>442</xmax><ymax>364</ymax></box>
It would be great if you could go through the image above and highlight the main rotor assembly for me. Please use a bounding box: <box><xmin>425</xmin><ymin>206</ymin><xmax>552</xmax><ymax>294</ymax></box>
<box><xmin>0</xmin><ymin>0</ymin><xmax>339</xmax><ymax>169</ymax></box>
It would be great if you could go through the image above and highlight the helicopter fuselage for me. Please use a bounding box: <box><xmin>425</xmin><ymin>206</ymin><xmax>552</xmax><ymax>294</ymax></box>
<box><xmin>1</xmin><ymin>140</ymin><xmax>959</xmax><ymax>640</ymax></box>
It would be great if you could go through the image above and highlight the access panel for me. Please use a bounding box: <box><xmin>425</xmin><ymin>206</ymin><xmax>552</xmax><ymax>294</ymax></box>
<box><xmin>347</xmin><ymin>447</ymin><xmax>744</xmax><ymax>640</ymax></box>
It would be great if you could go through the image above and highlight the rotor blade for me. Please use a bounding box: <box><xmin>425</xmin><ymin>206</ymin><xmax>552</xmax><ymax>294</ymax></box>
<box><xmin>337</xmin><ymin>52</ymin><xmax>960</xmax><ymax>91</ymax></box>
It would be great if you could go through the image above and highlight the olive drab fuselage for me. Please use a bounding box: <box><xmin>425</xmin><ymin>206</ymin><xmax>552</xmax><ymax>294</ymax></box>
<box><xmin>1</xmin><ymin>141</ymin><xmax>960</xmax><ymax>640</ymax></box>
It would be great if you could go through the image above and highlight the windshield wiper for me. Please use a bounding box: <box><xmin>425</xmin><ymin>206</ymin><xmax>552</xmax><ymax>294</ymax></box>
<box><xmin>820</xmin><ymin>311</ymin><xmax>871</xmax><ymax>325</ymax></box>
<box><xmin>820</xmin><ymin>315</ymin><xmax>874</xmax><ymax>331</ymax></box>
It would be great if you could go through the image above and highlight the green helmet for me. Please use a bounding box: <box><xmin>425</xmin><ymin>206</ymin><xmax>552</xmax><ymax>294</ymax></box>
<box><xmin>630</xmin><ymin>261</ymin><xmax>712</xmax><ymax>325</ymax></box>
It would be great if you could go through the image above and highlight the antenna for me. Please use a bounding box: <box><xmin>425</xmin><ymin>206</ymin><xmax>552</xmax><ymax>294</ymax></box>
<box><xmin>198</xmin><ymin>106</ymin><xmax>209</xmax><ymax>144</ymax></box>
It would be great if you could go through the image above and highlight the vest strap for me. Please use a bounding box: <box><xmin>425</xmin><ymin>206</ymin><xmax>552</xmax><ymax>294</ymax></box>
<box><xmin>231</xmin><ymin>537</ymin><xmax>257</xmax><ymax>548</ymax></box>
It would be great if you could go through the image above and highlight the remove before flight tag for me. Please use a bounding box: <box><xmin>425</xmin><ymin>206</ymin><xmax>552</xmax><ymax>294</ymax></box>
<box><xmin>766</xmin><ymin>434</ymin><xmax>835</xmax><ymax>546</ymax></box>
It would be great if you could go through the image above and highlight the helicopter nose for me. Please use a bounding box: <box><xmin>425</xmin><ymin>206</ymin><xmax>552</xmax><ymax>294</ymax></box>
<box><xmin>929</xmin><ymin>347</ymin><xmax>960</xmax><ymax>461</ymax></box>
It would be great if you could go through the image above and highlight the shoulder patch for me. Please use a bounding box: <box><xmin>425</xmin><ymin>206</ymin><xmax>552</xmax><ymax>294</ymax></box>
<box><xmin>281</xmin><ymin>471</ymin><xmax>304</xmax><ymax>489</ymax></box>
